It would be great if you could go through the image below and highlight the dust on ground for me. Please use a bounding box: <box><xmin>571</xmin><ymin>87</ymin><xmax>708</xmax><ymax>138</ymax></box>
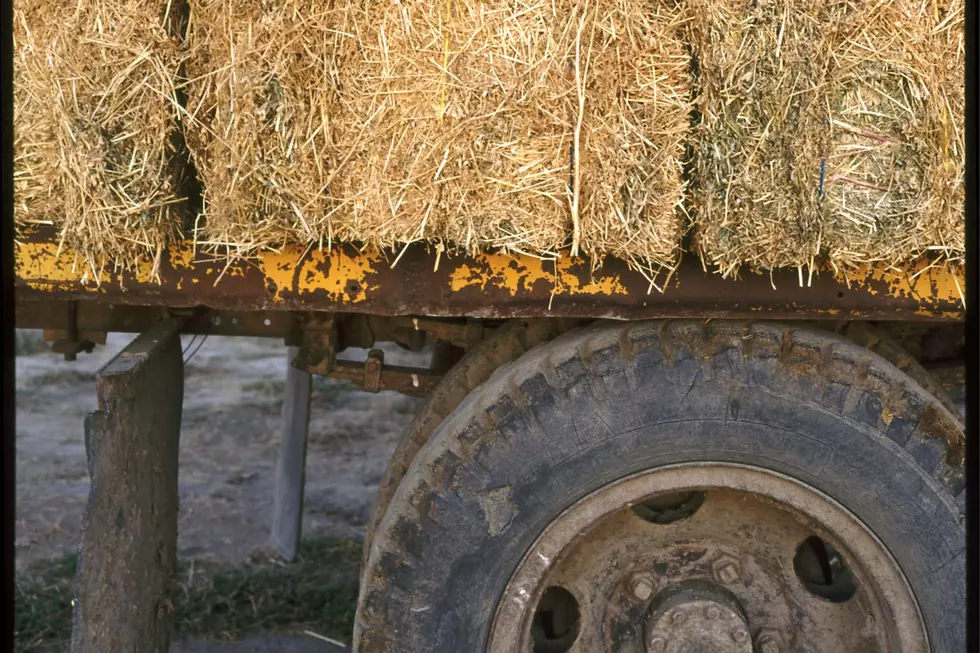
<box><xmin>15</xmin><ymin>331</ymin><xmax>428</xmax><ymax>571</ymax></box>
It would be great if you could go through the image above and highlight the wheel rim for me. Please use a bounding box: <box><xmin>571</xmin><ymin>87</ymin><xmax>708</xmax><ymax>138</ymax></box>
<box><xmin>487</xmin><ymin>463</ymin><xmax>927</xmax><ymax>653</ymax></box>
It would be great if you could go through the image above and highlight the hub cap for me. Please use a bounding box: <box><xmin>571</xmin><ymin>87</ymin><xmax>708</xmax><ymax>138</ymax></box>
<box><xmin>487</xmin><ymin>464</ymin><xmax>926</xmax><ymax>653</ymax></box>
<box><xmin>644</xmin><ymin>581</ymin><xmax>751</xmax><ymax>653</ymax></box>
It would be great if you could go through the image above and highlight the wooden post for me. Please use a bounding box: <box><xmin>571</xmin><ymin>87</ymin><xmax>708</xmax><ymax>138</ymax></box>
<box><xmin>270</xmin><ymin>346</ymin><xmax>313</xmax><ymax>561</ymax></box>
<box><xmin>71</xmin><ymin>319</ymin><xmax>185</xmax><ymax>653</ymax></box>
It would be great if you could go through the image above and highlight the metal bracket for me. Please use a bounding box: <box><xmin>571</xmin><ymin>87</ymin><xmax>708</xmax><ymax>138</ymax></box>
<box><xmin>290</xmin><ymin>313</ymin><xmax>338</xmax><ymax>375</ymax></box>
<box><xmin>43</xmin><ymin>300</ymin><xmax>106</xmax><ymax>361</ymax></box>
<box><xmin>363</xmin><ymin>349</ymin><xmax>384</xmax><ymax>392</ymax></box>
<box><xmin>328</xmin><ymin>350</ymin><xmax>442</xmax><ymax>397</ymax></box>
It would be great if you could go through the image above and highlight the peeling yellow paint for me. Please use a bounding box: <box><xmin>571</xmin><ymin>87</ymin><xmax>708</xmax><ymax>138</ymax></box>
<box><xmin>15</xmin><ymin>241</ymin><xmax>109</xmax><ymax>288</ymax></box>
<box><xmin>450</xmin><ymin>252</ymin><xmax>629</xmax><ymax>296</ymax></box>
<box><xmin>256</xmin><ymin>247</ymin><xmax>383</xmax><ymax>303</ymax></box>
<box><xmin>14</xmin><ymin>237</ymin><xmax>965</xmax><ymax>317</ymax></box>
<box><xmin>831</xmin><ymin>260</ymin><xmax>965</xmax><ymax>307</ymax></box>
<box><xmin>881</xmin><ymin>408</ymin><xmax>894</xmax><ymax>426</ymax></box>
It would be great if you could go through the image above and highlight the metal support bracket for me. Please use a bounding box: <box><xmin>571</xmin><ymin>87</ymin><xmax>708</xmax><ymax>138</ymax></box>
<box><xmin>328</xmin><ymin>350</ymin><xmax>442</xmax><ymax>397</ymax></box>
<box><xmin>290</xmin><ymin>313</ymin><xmax>338</xmax><ymax>375</ymax></box>
<box><xmin>43</xmin><ymin>300</ymin><xmax>106</xmax><ymax>361</ymax></box>
<box><xmin>270</xmin><ymin>346</ymin><xmax>312</xmax><ymax>562</ymax></box>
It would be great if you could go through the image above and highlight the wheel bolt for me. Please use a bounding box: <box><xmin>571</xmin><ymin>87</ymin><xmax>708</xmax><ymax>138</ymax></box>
<box><xmin>731</xmin><ymin>628</ymin><xmax>749</xmax><ymax>644</ymax></box>
<box><xmin>712</xmin><ymin>553</ymin><xmax>741</xmax><ymax>585</ymax></box>
<box><xmin>670</xmin><ymin>608</ymin><xmax>687</xmax><ymax>624</ymax></box>
<box><xmin>756</xmin><ymin>628</ymin><xmax>783</xmax><ymax>653</ymax></box>
<box><xmin>649</xmin><ymin>636</ymin><xmax>666</xmax><ymax>652</ymax></box>
<box><xmin>629</xmin><ymin>572</ymin><xmax>654</xmax><ymax>601</ymax></box>
<box><xmin>706</xmin><ymin>605</ymin><xmax>721</xmax><ymax>620</ymax></box>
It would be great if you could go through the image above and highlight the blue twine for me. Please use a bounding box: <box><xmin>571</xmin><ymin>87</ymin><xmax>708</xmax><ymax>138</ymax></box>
<box><xmin>818</xmin><ymin>159</ymin><xmax>826</xmax><ymax>201</ymax></box>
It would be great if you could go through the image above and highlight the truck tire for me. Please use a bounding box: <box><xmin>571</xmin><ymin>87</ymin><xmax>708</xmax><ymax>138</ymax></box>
<box><xmin>355</xmin><ymin>320</ymin><xmax>965</xmax><ymax>653</ymax></box>
<box><xmin>361</xmin><ymin>319</ymin><xmax>577</xmax><ymax>574</ymax></box>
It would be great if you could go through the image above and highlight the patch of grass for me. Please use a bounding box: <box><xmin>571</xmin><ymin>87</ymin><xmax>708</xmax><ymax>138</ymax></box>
<box><xmin>14</xmin><ymin>538</ymin><xmax>363</xmax><ymax>652</ymax></box>
<box><xmin>241</xmin><ymin>377</ymin><xmax>359</xmax><ymax>410</ymax></box>
<box><xmin>15</xmin><ymin>331</ymin><xmax>51</xmax><ymax>357</ymax></box>
<box><xmin>15</xmin><ymin>554</ymin><xmax>77</xmax><ymax>652</ymax></box>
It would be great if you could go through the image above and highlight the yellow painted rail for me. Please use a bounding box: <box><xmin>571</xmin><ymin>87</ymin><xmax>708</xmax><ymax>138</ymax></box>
<box><xmin>14</xmin><ymin>233</ymin><xmax>965</xmax><ymax>321</ymax></box>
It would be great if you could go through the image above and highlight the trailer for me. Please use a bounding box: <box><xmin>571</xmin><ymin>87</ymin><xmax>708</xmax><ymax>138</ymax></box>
<box><xmin>14</xmin><ymin>225</ymin><xmax>966</xmax><ymax>653</ymax></box>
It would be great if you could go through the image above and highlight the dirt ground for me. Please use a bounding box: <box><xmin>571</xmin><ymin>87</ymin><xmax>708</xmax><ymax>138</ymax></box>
<box><xmin>15</xmin><ymin>331</ymin><xmax>427</xmax><ymax>569</ymax></box>
<box><xmin>16</xmin><ymin>331</ymin><xmax>431</xmax><ymax>650</ymax></box>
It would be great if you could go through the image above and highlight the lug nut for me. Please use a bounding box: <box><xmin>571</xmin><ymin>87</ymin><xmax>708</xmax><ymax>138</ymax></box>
<box><xmin>706</xmin><ymin>605</ymin><xmax>721</xmax><ymax>620</ymax></box>
<box><xmin>629</xmin><ymin>572</ymin><xmax>654</xmax><ymax>601</ymax></box>
<box><xmin>649</xmin><ymin>636</ymin><xmax>666</xmax><ymax>652</ymax></box>
<box><xmin>712</xmin><ymin>553</ymin><xmax>741</xmax><ymax>585</ymax></box>
<box><xmin>756</xmin><ymin>628</ymin><xmax>783</xmax><ymax>653</ymax></box>
<box><xmin>731</xmin><ymin>628</ymin><xmax>749</xmax><ymax>644</ymax></box>
<box><xmin>670</xmin><ymin>608</ymin><xmax>687</xmax><ymax>624</ymax></box>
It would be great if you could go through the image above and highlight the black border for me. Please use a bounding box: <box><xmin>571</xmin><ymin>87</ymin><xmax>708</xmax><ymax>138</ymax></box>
<box><xmin>2</xmin><ymin>2</ymin><xmax>977</xmax><ymax>651</ymax></box>
<box><xmin>3</xmin><ymin>0</ymin><xmax>17</xmax><ymax>646</ymax></box>
<box><xmin>965</xmin><ymin>0</ymin><xmax>978</xmax><ymax>648</ymax></box>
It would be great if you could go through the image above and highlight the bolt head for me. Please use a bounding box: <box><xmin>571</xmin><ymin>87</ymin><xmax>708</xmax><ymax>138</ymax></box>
<box><xmin>670</xmin><ymin>608</ymin><xmax>687</xmax><ymax>624</ymax></box>
<box><xmin>629</xmin><ymin>572</ymin><xmax>654</xmax><ymax>601</ymax></box>
<box><xmin>649</xmin><ymin>636</ymin><xmax>666</xmax><ymax>652</ymax></box>
<box><xmin>757</xmin><ymin>628</ymin><xmax>784</xmax><ymax>653</ymax></box>
<box><xmin>706</xmin><ymin>605</ymin><xmax>721</xmax><ymax>620</ymax></box>
<box><xmin>712</xmin><ymin>554</ymin><xmax>742</xmax><ymax>585</ymax></box>
<box><xmin>731</xmin><ymin>628</ymin><xmax>749</xmax><ymax>644</ymax></box>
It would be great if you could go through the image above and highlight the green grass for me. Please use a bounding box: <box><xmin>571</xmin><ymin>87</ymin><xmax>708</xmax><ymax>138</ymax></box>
<box><xmin>14</xmin><ymin>554</ymin><xmax>76</xmax><ymax>652</ymax></box>
<box><xmin>14</xmin><ymin>538</ymin><xmax>362</xmax><ymax>652</ymax></box>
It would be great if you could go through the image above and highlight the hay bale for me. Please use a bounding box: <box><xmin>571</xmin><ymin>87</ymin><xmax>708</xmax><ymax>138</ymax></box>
<box><xmin>690</xmin><ymin>0</ymin><xmax>964</xmax><ymax>277</ymax></box>
<box><xmin>331</xmin><ymin>0</ymin><xmax>574</xmax><ymax>260</ymax></box>
<box><xmin>187</xmin><ymin>0</ymin><xmax>690</xmax><ymax>278</ymax></box>
<box><xmin>13</xmin><ymin>0</ymin><xmax>187</xmax><ymax>277</ymax></box>
<box><xmin>336</xmin><ymin>0</ymin><xmax>691</xmax><ymax>276</ymax></box>
<box><xmin>183</xmin><ymin>0</ymin><xmax>345</xmax><ymax>257</ymax></box>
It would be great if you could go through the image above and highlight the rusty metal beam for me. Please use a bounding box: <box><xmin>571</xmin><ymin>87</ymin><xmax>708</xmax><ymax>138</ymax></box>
<box><xmin>14</xmin><ymin>299</ymin><xmax>297</xmax><ymax>338</ymax></box>
<box><xmin>14</xmin><ymin>229</ymin><xmax>964</xmax><ymax>321</ymax></box>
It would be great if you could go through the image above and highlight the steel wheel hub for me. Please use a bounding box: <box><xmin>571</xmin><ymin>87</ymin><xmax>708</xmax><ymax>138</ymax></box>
<box><xmin>644</xmin><ymin>581</ymin><xmax>751</xmax><ymax>653</ymax></box>
<box><xmin>487</xmin><ymin>464</ymin><xmax>926</xmax><ymax>653</ymax></box>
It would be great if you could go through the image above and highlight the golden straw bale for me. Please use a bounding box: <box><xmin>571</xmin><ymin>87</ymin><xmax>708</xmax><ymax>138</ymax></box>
<box><xmin>183</xmin><ymin>0</ymin><xmax>346</xmax><ymax>257</ymax></box>
<box><xmin>820</xmin><ymin>0</ymin><xmax>964</xmax><ymax>271</ymax></box>
<box><xmin>335</xmin><ymin>0</ymin><xmax>691</xmax><ymax>276</ymax></box>
<box><xmin>13</xmin><ymin>0</ymin><xmax>187</xmax><ymax>277</ymax></box>
<box><xmin>332</xmin><ymin>0</ymin><xmax>575</xmax><ymax>259</ymax></box>
<box><xmin>690</xmin><ymin>0</ymin><xmax>964</xmax><ymax>278</ymax></box>
<box><xmin>573</xmin><ymin>1</ymin><xmax>691</xmax><ymax>279</ymax></box>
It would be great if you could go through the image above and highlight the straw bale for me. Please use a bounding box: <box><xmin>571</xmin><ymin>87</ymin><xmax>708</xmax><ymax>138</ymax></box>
<box><xmin>690</xmin><ymin>0</ymin><xmax>964</xmax><ymax>278</ymax></box>
<box><xmin>13</xmin><ymin>0</ymin><xmax>187</xmax><ymax>276</ymax></box>
<box><xmin>187</xmin><ymin>0</ymin><xmax>691</xmax><ymax>277</ymax></box>
<box><xmin>183</xmin><ymin>0</ymin><xmax>346</xmax><ymax>257</ymax></box>
<box><xmin>335</xmin><ymin>0</ymin><xmax>691</xmax><ymax>274</ymax></box>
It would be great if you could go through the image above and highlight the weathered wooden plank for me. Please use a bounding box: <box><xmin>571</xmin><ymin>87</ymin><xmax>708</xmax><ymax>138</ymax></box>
<box><xmin>71</xmin><ymin>318</ymin><xmax>185</xmax><ymax>653</ymax></box>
